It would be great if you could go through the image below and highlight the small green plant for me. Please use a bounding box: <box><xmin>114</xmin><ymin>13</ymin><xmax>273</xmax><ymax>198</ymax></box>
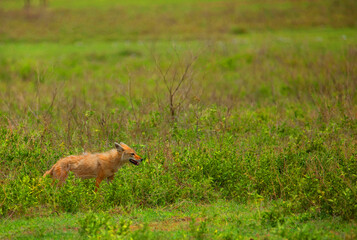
<box><xmin>189</xmin><ymin>216</ymin><xmax>208</xmax><ymax>240</ymax></box>
<box><xmin>261</xmin><ymin>206</ymin><xmax>286</xmax><ymax>227</ymax></box>
<box><xmin>78</xmin><ymin>211</ymin><xmax>131</xmax><ymax>239</ymax></box>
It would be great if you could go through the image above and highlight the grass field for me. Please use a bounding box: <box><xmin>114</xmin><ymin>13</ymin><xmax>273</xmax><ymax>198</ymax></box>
<box><xmin>1</xmin><ymin>201</ymin><xmax>356</xmax><ymax>239</ymax></box>
<box><xmin>0</xmin><ymin>0</ymin><xmax>356</xmax><ymax>239</ymax></box>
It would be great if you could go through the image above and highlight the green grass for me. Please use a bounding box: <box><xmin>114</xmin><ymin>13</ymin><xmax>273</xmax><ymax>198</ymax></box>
<box><xmin>0</xmin><ymin>0</ymin><xmax>356</xmax><ymax>41</ymax></box>
<box><xmin>1</xmin><ymin>201</ymin><xmax>356</xmax><ymax>239</ymax></box>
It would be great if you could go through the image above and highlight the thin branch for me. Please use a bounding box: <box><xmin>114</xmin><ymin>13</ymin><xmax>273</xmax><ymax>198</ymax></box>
<box><xmin>172</xmin><ymin>57</ymin><xmax>197</xmax><ymax>96</ymax></box>
<box><xmin>154</xmin><ymin>56</ymin><xmax>172</xmax><ymax>94</ymax></box>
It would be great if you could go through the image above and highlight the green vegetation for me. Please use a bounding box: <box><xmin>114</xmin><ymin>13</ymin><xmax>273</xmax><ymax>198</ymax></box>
<box><xmin>1</xmin><ymin>201</ymin><xmax>356</xmax><ymax>239</ymax></box>
<box><xmin>0</xmin><ymin>0</ymin><xmax>356</xmax><ymax>238</ymax></box>
<box><xmin>1</xmin><ymin>0</ymin><xmax>356</xmax><ymax>41</ymax></box>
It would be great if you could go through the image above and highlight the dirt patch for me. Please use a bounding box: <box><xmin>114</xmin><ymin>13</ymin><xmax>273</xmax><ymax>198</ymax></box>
<box><xmin>130</xmin><ymin>216</ymin><xmax>205</xmax><ymax>232</ymax></box>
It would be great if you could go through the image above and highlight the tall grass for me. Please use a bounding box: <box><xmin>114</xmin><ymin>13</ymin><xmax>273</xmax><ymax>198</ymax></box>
<box><xmin>0</xmin><ymin>32</ymin><xmax>356</xmax><ymax>220</ymax></box>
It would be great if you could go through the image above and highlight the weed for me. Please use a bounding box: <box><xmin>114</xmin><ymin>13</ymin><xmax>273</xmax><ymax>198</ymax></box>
<box><xmin>189</xmin><ymin>216</ymin><xmax>208</xmax><ymax>240</ymax></box>
<box><xmin>78</xmin><ymin>211</ymin><xmax>131</xmax><ymax>239</ymax></box>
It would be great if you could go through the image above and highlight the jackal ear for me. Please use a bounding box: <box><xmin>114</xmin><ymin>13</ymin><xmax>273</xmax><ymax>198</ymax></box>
<box><xmin>119</xmin><ymin>142</ymin><xmax>129</xmax><ymax>149</ymax></box>
<box><xmin>115</xmin><ymin>142</ymin><xmax>124</xmax><ymax>151</ymax></box>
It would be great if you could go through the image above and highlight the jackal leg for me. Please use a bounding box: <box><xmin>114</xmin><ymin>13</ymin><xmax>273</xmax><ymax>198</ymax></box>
<box><xmin>106</xmin><ymin>175</ymin><xmax>115</xmax><ymax>184</ymax></box>
<box><xmin>95</xmin><ymin>171</ymin><xmax>105</xmax><ymax>192</ymax></box>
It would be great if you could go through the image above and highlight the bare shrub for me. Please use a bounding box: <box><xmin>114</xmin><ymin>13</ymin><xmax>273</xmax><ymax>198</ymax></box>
<box><xmin>153</xmin><ymin>50</ymin><xmax>197</xmax><ymax>121</ymax></box>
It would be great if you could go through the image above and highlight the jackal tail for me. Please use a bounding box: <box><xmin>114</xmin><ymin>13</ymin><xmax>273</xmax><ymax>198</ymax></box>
<box><xmin>43</xmin><ymin>165</ymin><xmax>55</xmax><ymax>178</ymax></box>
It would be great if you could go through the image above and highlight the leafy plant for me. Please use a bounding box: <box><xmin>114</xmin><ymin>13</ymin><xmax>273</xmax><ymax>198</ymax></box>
<box><xmin>78</xmin><ymin>211</ymin><xmax>131</xmax><ymax>239</ymax></box>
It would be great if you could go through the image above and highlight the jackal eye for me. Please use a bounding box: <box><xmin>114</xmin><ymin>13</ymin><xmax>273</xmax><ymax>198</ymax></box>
<box><xmin>131</xmin><ymin>153</ymin><xmax>135</xmax><ymax>156</ymax></box>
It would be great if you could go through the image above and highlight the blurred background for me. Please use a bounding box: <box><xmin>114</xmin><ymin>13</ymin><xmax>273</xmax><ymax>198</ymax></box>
<box><xmin>1</xmin><ymin>0</ymin><xmax>356</xmax><ymax>41</ymax></box>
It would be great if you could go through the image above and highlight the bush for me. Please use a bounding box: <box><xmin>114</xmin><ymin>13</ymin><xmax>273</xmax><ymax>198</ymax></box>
<box><xmin>78</xmin><ymin>211</ymin><xmax>131</xmax><ymax>239</ymax></box>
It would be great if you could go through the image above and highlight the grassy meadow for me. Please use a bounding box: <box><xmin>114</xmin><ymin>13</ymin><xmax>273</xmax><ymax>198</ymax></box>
<box><xmin>0</xmin><ymin>0</ymin><xmax>357</xmax><ymax>239</ymax></box>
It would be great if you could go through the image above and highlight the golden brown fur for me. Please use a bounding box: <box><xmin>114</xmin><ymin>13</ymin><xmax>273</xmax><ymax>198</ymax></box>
<box><xmin>43</xmin><ymin>142</ymin><xmax>143</xmax><ymax>191</ymax></box>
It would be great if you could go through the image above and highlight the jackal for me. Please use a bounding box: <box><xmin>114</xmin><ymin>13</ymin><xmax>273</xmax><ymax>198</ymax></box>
<box><xmin>43</xmin><ymin>142</ymin><xmax>143</xmax><ymax>191</ymax></box>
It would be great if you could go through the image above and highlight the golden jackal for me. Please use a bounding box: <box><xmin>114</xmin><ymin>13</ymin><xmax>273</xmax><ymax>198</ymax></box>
<box><xmin>43</xmin><ymin>142</ymin><xmax>143</xmax><ymax>191</ymax></box>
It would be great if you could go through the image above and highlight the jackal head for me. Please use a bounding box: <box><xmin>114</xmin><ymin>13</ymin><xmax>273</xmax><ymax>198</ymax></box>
<box><xmin>115</xmin><ymin>142</ymin><xmax>143</xmax><ymax>166</ymax></box>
